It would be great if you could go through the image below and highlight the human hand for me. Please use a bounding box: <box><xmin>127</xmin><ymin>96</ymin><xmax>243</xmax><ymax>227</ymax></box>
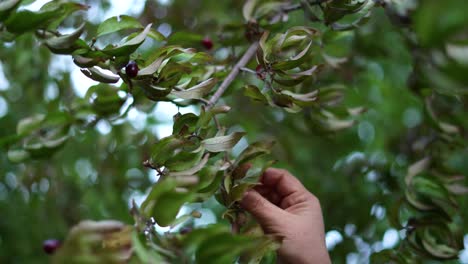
<box><xmin>241</xmin><ymin>168</ymin><xmax>331</xmax><ymax>264</ymax></box>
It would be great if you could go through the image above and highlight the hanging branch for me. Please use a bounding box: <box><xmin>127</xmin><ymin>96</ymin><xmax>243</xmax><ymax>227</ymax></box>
<box><xmin>206</xmin><ymin>41</ymin><xmax>260</xmax><ymax>110</ymax></box>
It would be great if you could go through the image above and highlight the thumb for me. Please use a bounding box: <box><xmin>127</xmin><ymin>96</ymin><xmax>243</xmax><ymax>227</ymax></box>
<box><xmin>240</xmin><ymin>190</ymin><xmax>285</xmax><ymax>231</ymax></box>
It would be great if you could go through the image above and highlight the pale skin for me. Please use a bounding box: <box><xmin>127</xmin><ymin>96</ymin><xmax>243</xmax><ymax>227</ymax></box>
<box><xmin>241</xmin><ymin>168</ymin><xmax>331</xmax><ymax>264</ymax></box>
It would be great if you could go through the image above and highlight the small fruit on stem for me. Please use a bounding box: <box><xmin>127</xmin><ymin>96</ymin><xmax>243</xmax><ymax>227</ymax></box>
<box><xmin>43</xmin><ymin>239</ymin><xmax>61</xmax><ymax>255</ymax></box>
<box><xmin>202</xmin><ymin>37</ymin><xmax>213</xmax><ymax>50</ymax></box>
<box><xmin>125</xmin><ymin>61</ymin><xmax>139</xmax><ymax>78</ymax></box>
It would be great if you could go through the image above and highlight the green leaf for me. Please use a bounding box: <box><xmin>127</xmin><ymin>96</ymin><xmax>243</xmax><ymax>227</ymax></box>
<box><xmin>80</xmin><ymin>67</ymin><xmax>120</xmax><ymax>84</ymax></box>
<box><xmin>16</xmin><ymin>113</ymin><xmax>71</xmax><ymax>159</ymax></box>
<box><xmin>153</xmin><ymin>191</ymin><xmax>196</xmax><ymax>226</ymax></box>
<box><xmin>150</xmin><ymin>136</ymin><xmax>188</xmax><ymax>165</ymax></box>
<box><xmin>239</xmin><ymin>236</ymin><xmax>281</xmax><ymax>264</ymax></box>
<box><xmin>137</xmin><ymin>82</ymin><xmax>173</xmax><ymax>101</ymax></box>
<box><xmin>170</xmin><ymin>78</ymin><xmax>218</xmax><ymax>100</ymax></box>
<box><xmin>230</xmin><ymin>182</ymin><xmax>257</xmax><ymax>204</ymax></box>
<box><xmin>40</xmin><ymin>2</ymin><xmax>89</xmax><ymax>30</ymax></box>
<box><xmin>281</xmin><ymin>90</ymin><xmax>318</xmax><ymax>107</ymax></box>
<box><xmin>198</xmin><ymin>168</ymin><xmax>223</xmax><ymax>195</ymax></box>
<box><xmin>414</xmin><ymin>0</ymin><xmax>468</xmax><ymax>47</ymax></box>
<box><xmin>72</xmin><ymin>55</ymin><xmax>101</xmax><ymax>68</ymax></box>
<box><xmin>17</xmin><ymin>114</ymin><xmax>45</xmax><ymax>136</ymax></box>
<box><xmin>0</xmin><ymin>0</ymin><xmax>20</xmax><ymax>12</ymax></box>
<box><xmin>45</xmin><ymin>23</ymin><xmax>85</xmax><ymax>52</ymax></box>
<box><xmin>141</xmin><ymin>178</ymin><xmax>196</xmax><ymax>226</ymax></box>
<box><xmin>0</xmin><ymin>0</ymin><xmax>21</xmax><ymax>22</ymax></box>
<box><xmin>165</xmin><ymin>149</ymin><xmax>204</xmax><ymax>172</ymax></box>
<box><xmin>4</xmin><ymin>9</ymin><xmax>58</xmax><ymax>34</ymax></box>
<box><xmin>421</xmin><ymin>226</ymin><xmax>461</xmax><ymax>259</ymax></box>
<box><xmin>254</xmin><ymin>2</ymin><xmax>285</xmax><ymax>20</ymax></box>
<box><xmin>244</xmin><ymin>85</ymin><xmax>267</xmax><ymax>104</ymax></box>
<box><xmin>168</xmin><ymin>153</ymin><xmax>209</xmax><ymax>177</ymax></box>
<box><xmin>181</xmin><ymin>224</ymin><xmax>230</xmax><ymax>251</ymax></box>
<box><xmin>102</xmin><ymin>23</ymin><xmax>152</xmax><ymax>56</ymax></box>
<box><xmin>196</xmin><ymin>105</ymin><xmax>231</xmax><ymax>129</ymax></box>
<box><xmin>7</xmin><ymin>149</ymin><xmax>30</xmax><ymax>163</ymax></box>
<box><xmin>166</xmin><ymin>31</ymin><xmax>204</xmax><ymax>45</ymax></box>
<box><xmin>97</xmin><ymin>15</ymin><xmax>143</xmax><ymax>37</ymax></box>
<box><xmin>235</xmin><ymin>140</ymin><xmax>275</xmax><ymax>166</ymax></box>
<box><xmin>323</xmin><ymin>0</ymin><xmax>367</xmax><ymax>25</ymax></box>
<box><xmin>243</xmin><ymin>0</ymin><xmax>258</xmax><ymax>21</ymax></box>
<box><xmin>131</xmin><ymin>232</ymin><xmax>165</xmax><ymax>263</ymax></box>
<box><xmin>85</xmin><ymin>84</ymin><xmax>125</xmax><ymax>116</ymax></box>
<box><xmin>172</xmin><ymin>113</ymin><xmax>199</xmax><ymax>135</ymax></box>
<box><xmin>301</xmin><ymin>0</ymin><xmax>322</xmax><ymax>22</ymax></box>
<box><xmin>148</xmin><ymin>29</ymin><xmax>165</xmax><ymax>41</ymax></box>
<box><xmin>272</xmin><ymin>41</ymin><xmax>312</xmax><ymax>71</ymax></box>
<box><xmin>195</xmin><ymin>233</ymin><xmax>261</xmax><ymax>264</ymax></box>
<box><xmin>202</xmin><ymin>132</ymin><xmax>246</xmax><ymax>153</ymax></box>
<box><xmin>138</xmin><ymin>57</ymin><xmax>165</xmax><ymax>76</ymax></box>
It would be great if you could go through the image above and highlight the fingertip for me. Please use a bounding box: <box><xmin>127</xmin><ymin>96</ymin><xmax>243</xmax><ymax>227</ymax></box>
<box><xmin>261</xmin><ymin>168</ymin><xmax>289</xmax><ymax>185</ymax></box>
<box><xmin>240</xmin><ymin>189</ymin><xmax>255</xmax><ymax>208</ymax></box>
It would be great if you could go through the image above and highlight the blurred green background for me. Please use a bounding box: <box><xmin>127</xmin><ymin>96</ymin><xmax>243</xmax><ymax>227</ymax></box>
<box><xmin>0</xmin><ymin>0</ymin><xmax>467</xmax><ymax>263</ymax></box>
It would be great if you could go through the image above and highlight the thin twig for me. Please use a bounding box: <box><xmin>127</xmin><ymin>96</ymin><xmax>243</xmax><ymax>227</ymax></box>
<box><xmin>206</xmin><ymin>41</ymin><xmax>259</xmax><ymax>110</ymax></box>
<box><xmin>240</xmin><ymin>67</ymin><xmax>257</xmax><ymax>75</ymax></box>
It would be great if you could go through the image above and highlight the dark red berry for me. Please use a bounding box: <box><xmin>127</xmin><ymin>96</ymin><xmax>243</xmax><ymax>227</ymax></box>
<box><xmin>43</xmin><ymin>239</ymin><xmax>61</xmax><ymax>255</ymax></box>
<box><xmin>201</xmin><ymin>37</ymin><xmax>213</xmax><ymax>50</ymax></box>
<box><xmin>125</xmin><ymin>61</ymin><xmax>139</xmax><ymax>78</ymax></box>
<box><xmin>255</xmin><ymin>65</ymin><xmax>266</xmax><ymax>80</ymax></box>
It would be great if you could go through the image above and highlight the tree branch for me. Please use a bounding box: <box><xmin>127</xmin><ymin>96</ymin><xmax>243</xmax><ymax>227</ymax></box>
<box><xmin>206</xmin><ymin>41</ymin><xmax>259</xmax><ymax>110</ymax></box>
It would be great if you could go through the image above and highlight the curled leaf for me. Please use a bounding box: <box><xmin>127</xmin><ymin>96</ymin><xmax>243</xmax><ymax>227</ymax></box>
<box><xmin>202</xmin><ymin>132</ymin><xmax>246</xmax><ymax>153</ymax></box>
<box><xmin>170</xmin><ymin>78</ymin><xmax>218</xmax><ymax>100</ymax></box>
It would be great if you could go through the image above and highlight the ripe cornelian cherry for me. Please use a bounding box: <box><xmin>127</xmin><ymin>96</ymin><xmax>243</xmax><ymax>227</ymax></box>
<box><xmin>125</xmin><ymin>61</ymin><xmax>139</xmax><ymax>78</ymax></box>
<box><xmin>43</xmin><ymin>239</ymin><xmax>61</xmax><ymax>255</ymax></box>
<box><xmin>202</xmin><ymin>37</ymin><xmax>213</xmax><ymax>50</ymax></box>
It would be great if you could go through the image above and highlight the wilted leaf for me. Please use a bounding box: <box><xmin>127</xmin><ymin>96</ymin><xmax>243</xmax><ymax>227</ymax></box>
<box><xmin>170</xmin><ymin>78</ymin><xmax>218</xmax><ymax>100</ymax></box>
<box><xmin>81</xmin><ymin>67</ymin><xmax>120</xmax><ymax>84</ymax></box>
<box><xmin>243</xmin><ymin>0</ymin><xmax>258</xmax><ymax>21</ymax></box>
<box><xmin>202</xmin><ymin>132</ymin><xmax>246</xmax><ymax>153</ymax></box>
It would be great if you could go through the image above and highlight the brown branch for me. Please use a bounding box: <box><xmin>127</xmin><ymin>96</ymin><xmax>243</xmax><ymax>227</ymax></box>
<box><xmin>206</xmin><ymin>41</ymin><xmax>259</xmax><ymax>110</ymax></box>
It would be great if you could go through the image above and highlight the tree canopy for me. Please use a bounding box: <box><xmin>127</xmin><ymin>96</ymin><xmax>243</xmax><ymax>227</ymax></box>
<box><xmin>0</xmin><ymin>0</ymin><xmax>467</xmax><ymax>263</ymax></box>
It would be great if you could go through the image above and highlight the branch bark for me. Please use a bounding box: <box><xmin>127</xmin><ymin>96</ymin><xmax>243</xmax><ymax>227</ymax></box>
<box><xmin>206</xmin><ymin>41</ymin><xmax>259</xmax><ymax>110</ymax></box>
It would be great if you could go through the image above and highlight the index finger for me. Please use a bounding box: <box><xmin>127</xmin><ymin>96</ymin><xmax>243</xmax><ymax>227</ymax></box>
<box><xmin>260</xmin><ymin>168</ymin><xmax>307</xmax><ymax>197</ymax></box>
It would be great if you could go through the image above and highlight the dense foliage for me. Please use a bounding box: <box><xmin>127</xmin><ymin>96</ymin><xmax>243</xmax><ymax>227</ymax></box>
<box><xmin>0</xmin><ymin>0</ymin><xmax>467</xmax><ymax>263</ymax></box>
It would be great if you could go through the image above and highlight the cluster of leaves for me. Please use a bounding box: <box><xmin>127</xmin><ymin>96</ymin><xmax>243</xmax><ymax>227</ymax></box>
<box><xmin>1</xmin><ymin>0</ymin><xmax>351</xmax><ymax>262</ymax></box>
<box><xmin>1</xmin><ymin>0</ymin><xmax>467</xmax><ymax>263</ymax></box>
<box><xmin>370</xmin><ymin>0</ymin><xmax>468</xmax><ymax>262</ymax></box>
